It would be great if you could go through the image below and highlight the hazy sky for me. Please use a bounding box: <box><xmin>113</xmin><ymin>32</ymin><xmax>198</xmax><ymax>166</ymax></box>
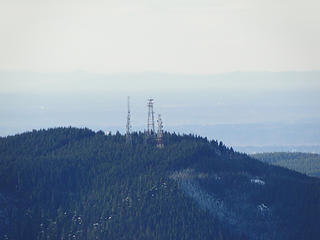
<box><xmin>1</xmin><ymin>0</ymin><xmax>319</xmax><ymax>74</ymax></box>
<box><xmin>1</xmin><ymin>1</ymin><xmax>320</xmax><ymax>149</ymax></box>
<box><xmin>1</xmin><ymin>71</ymin><xmax>319</xmax><ymax>136</ymax></box>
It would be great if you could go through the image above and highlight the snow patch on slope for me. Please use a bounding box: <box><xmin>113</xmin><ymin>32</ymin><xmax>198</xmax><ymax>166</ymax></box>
<box><xmin>170</xmin><ymin>169</ymin><xmax>237</xmax><ymax>225</ymax></box>
<box><xmin>170</xmin><ymin>169</ymin><xmax>276</xmax><ymax>240</ymax></box>
<box><xmin>251</xmin><ymin>178</ymin><xmax>265</xmax><ymax>185</ymax></box>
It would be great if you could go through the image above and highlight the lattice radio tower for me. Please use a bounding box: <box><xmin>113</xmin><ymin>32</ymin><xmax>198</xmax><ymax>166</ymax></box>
<box><xmin>157</xmin><ymin>114</ymin><xmax>164</xmax><ymax>148</ymax></box>
<box><xmin>126</xmin><ymin>96</ymin><xmax>132</xmax><ymax>144</ymax></box>
<box><xmin>147</xmin><ymin>98</ymin><xmax>155</xmax><ymax>136</ymax></box>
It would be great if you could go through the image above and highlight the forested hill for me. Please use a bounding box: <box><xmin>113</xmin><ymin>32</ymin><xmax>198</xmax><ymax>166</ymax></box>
<box><xmin>252</xmin><ymin>152</ymin><xmax>320</xmax><ymax>177</ymax></box>
<box><xmin>1</xmin><ymin>128</ymin><xmax>320</xmax><ymax>240</ymax></box>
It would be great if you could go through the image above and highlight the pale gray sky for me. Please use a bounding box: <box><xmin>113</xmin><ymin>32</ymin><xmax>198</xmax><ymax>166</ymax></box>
<box><xmin>1</xmin><ymin>1</ymin><xmax>320</xmax><ymax>149</ymax></box>
<box><xmin>1</xmin><ymin>0</ymin><xmax>319</xmax><ymax>74</ymax></box>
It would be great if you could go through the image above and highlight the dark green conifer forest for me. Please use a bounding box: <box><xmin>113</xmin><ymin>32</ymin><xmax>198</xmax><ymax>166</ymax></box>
<box><xmin>252</xmin><ymin>152</ymin><xmax>320</xmax><ymax>177</ymax></box>
<box><xmin>0</xmin><ymin>127</ymin><xmax>320</xmax><ymax>240</ymax></box>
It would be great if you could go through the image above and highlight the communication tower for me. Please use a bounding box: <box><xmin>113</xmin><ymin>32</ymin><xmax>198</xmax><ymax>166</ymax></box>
<box><xmin>147</xmin><ymin>99</ymin><xmax>155</xmax><ymax>135</ymax></box>
<box><xmin>157</xmin><ymin>114</ymin><xmax>164</xmax><ymax>148</ymax></box>
<box><xmin>126</xmin><ymin>96</ymin><xmax>132</xmax><ymax>144</ymax></box>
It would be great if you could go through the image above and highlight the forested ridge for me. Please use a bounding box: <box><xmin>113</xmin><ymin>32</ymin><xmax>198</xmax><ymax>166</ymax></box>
<box><xmin>252</xmin><ymin>152</ymin><xmax>320</xmax><ymax>177</ymax></box>
<box><xmin>0</xmin><ymin>127</ymin><xmax>320</xmax><ymax>240</ymax></box>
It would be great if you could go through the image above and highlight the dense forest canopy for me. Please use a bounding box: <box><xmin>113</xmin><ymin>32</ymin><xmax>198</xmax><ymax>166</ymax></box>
<box><xmin>0</xmin><ymin>127</ymin><xmax>320</xmax><ymax>240</ymax></box>
<box><xmin>252</xmin><ymin>152</ymin><xmax>320</xmax><ymax>177</ymax></box>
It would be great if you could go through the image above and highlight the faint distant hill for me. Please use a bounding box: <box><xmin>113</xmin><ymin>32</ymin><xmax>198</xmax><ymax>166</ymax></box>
<box><xmin>251</xmin><ymin>152</ymin><xmax>320</xmax><ymax>177</ymax></box>
<box><xmin>234</xmin><ymin>145</ymin><xmax>320</xmax><ymax>154</ymax></box>
<box><xmin>167</xmin><ymin>123</ymin><xmax>320</xmax><ymax>153</ymax></box>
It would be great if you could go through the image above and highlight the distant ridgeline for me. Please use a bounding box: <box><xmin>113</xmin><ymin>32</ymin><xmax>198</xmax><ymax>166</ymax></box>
<box><xmin>1</xmin><ymin>127</ymin><xmax>320</xmax><ymax>240</ymax></box>
<box><xmin>251</xmin><ymin>152</ymin><xmax>320</xmax><ymax>177</ymax></box>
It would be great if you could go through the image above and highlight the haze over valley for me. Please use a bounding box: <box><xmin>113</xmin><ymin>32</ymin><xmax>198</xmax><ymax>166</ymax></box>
<box><xmin>1</xmin><ymin>71</ymin><xmax>320</xmax><ymax>153</ymax></box>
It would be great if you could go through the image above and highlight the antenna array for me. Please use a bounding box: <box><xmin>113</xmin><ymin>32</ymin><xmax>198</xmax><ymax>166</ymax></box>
<box><xmin>126</xmin><ymin>96</ymin><xmax>131</xmax><ymax>144</ymax></box>
<box><xmin>147</xmin><ymin>99</ymin><xmax>155</xmax><ymax>136</ymax></box>
<box><xmin>157</xmin><ymin>114</ymin><xmax>164</xmax><ymax>148</ymax></box>
<box><xmin>124</xmin><ymin>97</ymin><xmax>164</xmax><ymax>147</ymax></box>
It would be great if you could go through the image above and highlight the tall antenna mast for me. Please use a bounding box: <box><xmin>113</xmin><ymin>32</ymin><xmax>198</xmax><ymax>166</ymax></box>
<box><xmin>147</xmin><ymin>99</ymin><xmax>155</xmax><ymax>136</ymax></box>
<box><xmin>157</xmin><ymin>114</ymin><xmax>164</xmax><ymax>148</ymax></box>
<box><xmin>126</xmin><ymin>96</ymin><xmax>131</xmax><ymax>144</ymax></box>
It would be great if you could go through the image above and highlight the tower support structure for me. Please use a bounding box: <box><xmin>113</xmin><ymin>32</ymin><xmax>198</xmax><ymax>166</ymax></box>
<box><xmin>147</xmin><ymin>99</ymin><xmax>155</xmax><ymax>136</ymax></box>
<box><xmin>157</xmin><ymin>114</ymin><xmax>164</xmax><ymax>148</ymax></box>
<box><xmin>126</xmin><ymin>96</ymin><xmax>132</xmax><ymax>144</ymax></box>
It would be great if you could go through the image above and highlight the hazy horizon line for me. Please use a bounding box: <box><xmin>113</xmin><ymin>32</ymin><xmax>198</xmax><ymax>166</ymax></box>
<box><xmin>1</xmin><ymin>69</ymin><xmax>320</xmax><ymax>75</ymax></box>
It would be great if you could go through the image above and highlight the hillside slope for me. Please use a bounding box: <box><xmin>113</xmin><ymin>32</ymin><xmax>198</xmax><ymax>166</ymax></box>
<box><xmin>1</xmin><ymin>128</ymin><xmax>320</xmax><ymax>240</ymax></box>
<box><xmin>252</xmin><ymin>152</ymin><xmax>320</xmax><ymax>177</ymax></box>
